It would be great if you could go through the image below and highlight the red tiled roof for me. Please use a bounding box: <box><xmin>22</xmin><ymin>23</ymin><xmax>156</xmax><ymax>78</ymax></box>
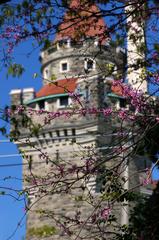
<box><xmin>54</xmin><ymin>0</ymin><xmax>108</xmax><ymax>43</ymax></box>
<box><xmin>111</xmin><ymin>85</ymin><xmax>123</xmax><ymax>96</ymax></box>
<box><xmin>36</xmin><ymin>77</ymin><xmax>124</xmax><ymax>99</ymax></box>
<box><xmin>36</xmin><ymin>78</ymin><xmax>77</xmax><ymax>98</ymax></box>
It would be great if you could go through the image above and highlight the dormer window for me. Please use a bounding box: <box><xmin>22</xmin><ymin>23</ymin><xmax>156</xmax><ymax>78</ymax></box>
<box><xmin>119</xmin><ymin>98</ymin><xmax>126</xmax><ymax>108</ymax></box>
<box><xmin>38</xmin><ymin>100</ymin><xmax>45</xmax><ymax>109</ymax></box>
<box><xmin>60</xmin><ymin>61</ymin><xmax>69</xmax><ymax>72</ymax></box>
<box><xmin>57</xmin><ymin>96</ymin><xmax>69</xmax><ymax>108</ymax></box>
<box><xmin>84</xmin><ymin>58</ymin><xmax>95</xmax><ymax>71</ymax></box>
<box><xmin>60</xmin><ymin>96</ymin><xmax>69</xmax><ymax>106</ymax></box>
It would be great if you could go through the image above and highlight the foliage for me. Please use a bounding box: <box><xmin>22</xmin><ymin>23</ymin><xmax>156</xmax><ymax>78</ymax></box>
<box><xmin>7</xmin><ymin>63</ymin><xmax>25</xmax><ymax>78</ymax></box>
<box><xmin>120</xmin><ymin>188</ymin><xmax>159</xmax><ymax>240</ymax></box>
<box><xmin>28</xmin><ymin>225</ymin><xmax>57</xmax><ymax>237</ymax></box>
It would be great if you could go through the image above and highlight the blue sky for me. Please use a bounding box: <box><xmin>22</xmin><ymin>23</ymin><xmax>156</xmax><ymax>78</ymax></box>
<box><xmin>0</xmin><ymin>40</ymin><xmax>41</xmax><ymax>240</ymax></box>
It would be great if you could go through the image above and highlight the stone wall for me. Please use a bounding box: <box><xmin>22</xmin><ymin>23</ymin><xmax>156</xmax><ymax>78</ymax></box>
<box><xmin>41</xmin><ymin>41</ymin><xmax>125</xmax><ymax>85</ymax></box>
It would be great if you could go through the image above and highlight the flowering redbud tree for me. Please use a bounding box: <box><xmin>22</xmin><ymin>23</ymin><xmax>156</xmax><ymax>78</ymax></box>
<box><xmin>0</xmin><ymin>1</ymin><xmax>159</xmax><ymax>240</ymax></box>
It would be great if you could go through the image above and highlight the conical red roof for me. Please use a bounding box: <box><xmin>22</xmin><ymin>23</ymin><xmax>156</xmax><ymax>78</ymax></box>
<box><xmin>54</xmin><ymin>0</ymin><xmax>108</xmax><ymax>43</ymax></box>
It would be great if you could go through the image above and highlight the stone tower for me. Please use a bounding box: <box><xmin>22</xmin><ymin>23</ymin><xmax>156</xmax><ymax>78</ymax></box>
<box><xmin>10</xmin><ymin>1</ymin><xmax>150</xmax><ymax>239</ymax></box>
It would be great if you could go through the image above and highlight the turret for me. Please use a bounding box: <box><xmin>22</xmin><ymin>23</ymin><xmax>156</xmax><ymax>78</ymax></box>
<box><xmin>40</xmin><ymin>0</ymin><xmax>124</xmax><ymax>85</ymax></box>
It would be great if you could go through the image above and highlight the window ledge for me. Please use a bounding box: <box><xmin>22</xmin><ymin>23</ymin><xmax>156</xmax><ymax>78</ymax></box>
<box><xmin>57</xmin><ymin>105</ymin><xmax>72</xmax><ymax>109</ymax></box>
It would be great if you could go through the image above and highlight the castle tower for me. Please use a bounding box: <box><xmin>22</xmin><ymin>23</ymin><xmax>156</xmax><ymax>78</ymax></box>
<box><xmin>9</xmin><ymin>1</ymin><xmax>151</xmax><ymax>240</ymax></box>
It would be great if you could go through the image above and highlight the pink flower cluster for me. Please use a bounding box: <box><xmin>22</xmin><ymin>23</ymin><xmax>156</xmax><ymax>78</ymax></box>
<box><xmin>140</xmin><ymin>168</ymin><xmax>151</xmax><ymax>186</ymax></box>
<box><xmin>118</xmin><ymin>109</ymin><xmax>128</xmax><ymax>120</ymax></box>
<box><xmin>101</xmin><ymin>207</ymin><xmax>111</xmax><ymax>220</ymax></box>
<box><xmin>103</xmin><ymin>108</ymin><xmax>112</xmax><ymax>117</ymax></box>
<box><xmin>68</xmin><ymin>92</ymin><xmax>81</xmax><ymax>104</ymax></box>
<box><xmin>112</xmin><ymin>80</ymin><xmax>145</xmax><ymax>112</ymax></box>
<box><xmin>26</xmin><ymin>107</ymin><xmax>114</xmax><ymax>124</ymax></box>
<box><xmin>5</xmin><ymin>105</ymin><xmax>25</xmax><ymax>118</ymax></box>
<box><xmin>1</xmin><ymin>25</ymin><xmax>22</xmax><ymax>54</ymax></box>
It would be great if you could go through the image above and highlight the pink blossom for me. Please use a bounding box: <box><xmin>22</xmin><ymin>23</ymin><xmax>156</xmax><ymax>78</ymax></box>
<box><xmin>5</xmin><ymin>108</ymin><xmax>12</xmax><ymax>117</ymax></box>
<box><xmin>141</xmin><ymin>178</ymin><xmax>151</xmax><ymax>186</ymax></box>
<box><xmin>152</xmin><ymin>52</ymin><xmax>158</xmax><ymax>60</ymax></box>
<box><xmin>103</xmin><ymin>108</ymin><xmax>112</xmax><ymax>117</ymax></box>
<box><xmin>112</xmin><ymin>80</ymin><xmax>146</xmax><ymax>112</ymax></box>
<box><xmin>101</xmin><ymin>207</ymin><xmax>111</xmax><ymax>220</ymax></box>
<box><xmin>88</xmin><ymin>108</ymin><xmax>98</xmax><ymax>114</ymax></box>
<box><xmin>16</xmin><ymin>105</ymin><xmax>25</xmax><ymax>113</ymax></box>
<box><xmin>68</xmin><ymin>92</ymin><xmax>80</xmax><ymax>103</ymax></box>
<box><xmin>118</xmin><ymin>109</ymin><xmax>128</xmax><ymax>120</ymax></box>
<box><xmin>140</xmin><ymin>169</ymin><xmax>151</xmax><ymax>186</ymax></box>
<box><xmin>156</xmin><ymin>117</ymin><xmax>159</xmax><ymax>122</ymax></box>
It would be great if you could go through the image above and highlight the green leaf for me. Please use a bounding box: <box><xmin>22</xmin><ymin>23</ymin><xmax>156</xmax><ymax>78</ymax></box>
<box><xmin>28</xmin><ymin>225</ymin><xmax>56</xmax><ymax>237</ymax></box>
<box><xmin>154</xmin><ymin>43</ymin><xmax>159</xmax><ymax>53</ymax></box>
<box><xmin>43</xmin><ymin>39</ymin><xmax>51</xmax><ymax>50</ymax></box>
<box><xmin>33</xmin><ymin>73</ymin><xmax>38</xmax><ymax>79</ymax></box>
<box><xmin>50</xmin><ymin>74</ymin><xmax>56</xmax><ymax>81</ymax></box>
<box><xmin>0</xmin><ymin>127</ymin><xmax>6</xmax><ymax>135</ymax></box>
<box><xmin>7</xmin><ymin>64</ymin><xmax>25</xmax><ymax>78</ymax></box>
<box><xmin>22</xmin><ymin>0</ymin><xmax>29</xmax><ymax>8</ymax></box>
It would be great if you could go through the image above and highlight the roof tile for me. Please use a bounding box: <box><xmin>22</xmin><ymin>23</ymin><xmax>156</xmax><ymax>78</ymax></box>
<box><xmin>54</xmin><ymin>0</ymin><xmax>108</xmax><ymax>43</ymax></box>
<box><xmin>111</xmin><ymin>85</ymin><xmax>123</xmax><ymax>96</ymax></box>
<box><xmin>36</xmin><ymin>78</ymin><xmax>77</xmax><ymax>98</ymax></box>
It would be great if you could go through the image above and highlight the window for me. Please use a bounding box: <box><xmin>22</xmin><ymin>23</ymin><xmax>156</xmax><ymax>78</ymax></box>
<box><xmin>72</xmin><ymin>128</ymin><xmax>76</xmax><ymax>136</ymax></box>
<box><xmin>59</xmin><ymin>96</ymin><xmax>69</xmax><ymax>107</ymax></box>
<box><xmin>87</xmin><ymin>59</ymin><xmax>94</xmax><ymax>70</ymax></box>
<box><xmin>45</xmin><ymin>69</ymin><xmax>48</xmax><ymax>75</ymax></box>
<box><xmin>49</xmin><ymin>132</ymin><xmax>53</xmax><ymax>138</ymax></box>
<box><xmin>49</xmin><ymin>132</ymin><xmax>54</xmax><ymax>143</ymax></box>
<box><xmin>56</xmin><ymin>130</ymin><xmax>60</xmax><ymax>137</ymax></box>
<box><xmin>84</xmin><ymin>58</ymin><xmax>95</xmax><ymax>71</ymax></box>
<box><xmin>60</xmin><ymin>61</ymin><xmax>69</xmax><ymax>72</ymax></box>
<box><xmin>62</xmin><ymin>63</ymin><xmax>67</xmax><ymax>71</ymax></box>
<box><xmin>38</xmin><ymin>100</ymin><xmax>45</xmax><ymax>109</ymax></box>
<box><xmin>85</xmin><ymin>85</ymin><xmax>90</xmax><ymax>102</ymax></box>
<box><xmin>119</xmin><ymin>99</ymin><xmax>126</xmax><ymax>108</ymax></box>
<box><xmin>72</xmin><ymin>128</ymin><xmax>76</xmax><ymax>143</ymax></box>
<box><xmin>64</xmin><ymin>129</ymin><xmax>68</xmax><ymax>141</ymax></box>
<box><xmin>64</xmin><ymin>129</ymin><xmax>68</xmax><ymax>137</ymax></box>
<box><xmin>43</xmin><ymin>68</ymin><xmax>49</xmax><ymax>79</ymax></box>
<box><xmin>56</xmin><ymin>130</ymin><xmax>61</xmax><ymax>142</ymax></box>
